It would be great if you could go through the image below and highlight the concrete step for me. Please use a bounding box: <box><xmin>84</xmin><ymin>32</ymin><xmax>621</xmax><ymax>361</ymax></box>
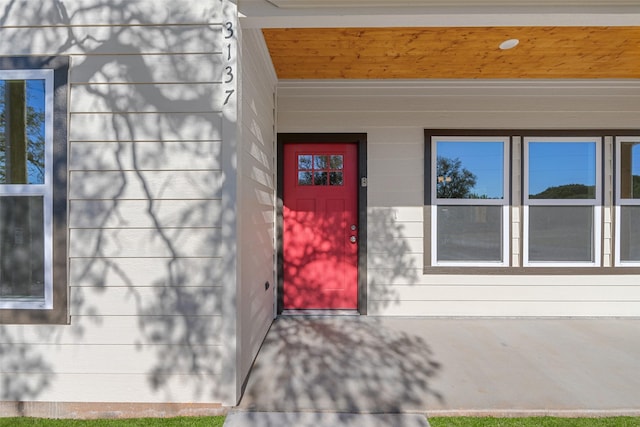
<box><xmin>223</xmin><ymin>411</ymin><xmax>430</xmax><ymax>427</ymax></box>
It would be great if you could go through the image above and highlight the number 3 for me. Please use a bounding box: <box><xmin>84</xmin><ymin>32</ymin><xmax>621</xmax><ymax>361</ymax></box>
<box><xmin>224</xmin><ymin>22</ymin><xmax>233</xmax><ymax>39</ymax></box>
<box><xmin>224</xmin><ymin>66</ymin><xmax>233</xmax><ymax>83</ymax></box>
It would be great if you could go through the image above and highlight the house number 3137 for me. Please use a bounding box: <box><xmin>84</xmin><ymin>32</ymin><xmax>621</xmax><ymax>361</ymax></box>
<box><xmin>223</xmin><ymin>21</ymin><xmax>235</xmax><ymax>106</ymax></box>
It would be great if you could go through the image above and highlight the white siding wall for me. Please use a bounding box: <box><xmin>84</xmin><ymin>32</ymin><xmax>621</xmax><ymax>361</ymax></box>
<box><xmin>0</xmin><ymin>0</ymin><xmax>235</xmax><ymax>405</ymax></box>
<box><xmin>237</xmin><ymin>28</ymin><xmax>277</xmax><ymax>396</ymax></box>
<box><xmin>278</xmin><ymin>80</ymin><xmax>640</xmax><ymax>317</ymax></box>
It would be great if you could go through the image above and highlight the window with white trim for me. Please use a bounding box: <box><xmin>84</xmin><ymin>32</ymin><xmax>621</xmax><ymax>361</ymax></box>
<box><xmin>615</xmin><ymin>136</ymin><xmax>640</xmax><ymax>266</ymax></box>
<box><xmin>0</xmin><ymin>70</ymin><xmax>53</xmax><ymax>309</ymax></box>
<box><xmin>0</xmin><ymin>57</ymin><xmax>68</xmax><ymax>323</ymax></box>
<box><xmin>430</xmin><ymin>137</ymin><xmax>510</xmax><ymax>266</ymax></box>
<box><xmin>523</xmin><ymin>137</ymin><xmax>601</xmax><ymax>266</ymax></box>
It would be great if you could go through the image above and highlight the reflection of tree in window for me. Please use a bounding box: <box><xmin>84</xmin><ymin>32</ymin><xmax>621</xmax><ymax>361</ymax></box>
<box><xmin>634</xmin><ymin>176</ymin><xmax>640</xmax><ymax>199</ymax></box>
<box><xmin>0</xmin><ymin>79</ymin><xmax>45</xmax><ymax>185</ymax></box>
<box><xmin>620</xmin><ymin>142</ymin><xmax>640</xmax><ymax>199</ymax></box>
<box><xmin>298</xmin><ymin>154</ymin><xmax>344</xmax><ymax>186</ymax></box>
<box><xmin>436</xmin><ymin>156</ymin><xmax>478</xmax><ymax>199</ymax></box>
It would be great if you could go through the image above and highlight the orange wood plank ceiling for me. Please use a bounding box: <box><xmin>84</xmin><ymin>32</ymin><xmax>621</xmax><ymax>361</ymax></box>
<box><xmin>262</xmin><ymin>26</ymin><xmax>640</xmax><ymax>79</ymax></box>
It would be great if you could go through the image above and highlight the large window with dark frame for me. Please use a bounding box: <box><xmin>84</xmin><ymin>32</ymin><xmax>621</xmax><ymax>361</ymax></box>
<box><xmin>426</xmin><ymin>130</ymin><xmax>638</xmax><ymax>271</ymax></box>
<box><xmin>0</xmin><ymin>57</ymin><xmax>68</xmax><ymax>323</ymax></box>
<box><xmin>523</xmin><ymin>137</ymin><xmax>601</xmax><ymax>266</ymax></box>
<box><xmin>430</xmin><ymin>136</ymin><xmax>510</xmax><ymax>266</ymax></box>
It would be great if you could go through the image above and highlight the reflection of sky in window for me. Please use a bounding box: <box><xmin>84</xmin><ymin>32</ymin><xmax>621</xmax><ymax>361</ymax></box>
<box><xmin>0</xmin><ymin>79</ymin><xmax>45</xmax><ymax>184</ymax></box>
<box><xmin>632</xmin><ymin>144</ymin><xmax>640</xmax><ymax>176</ymax></box>
<box><xmin>436</xmin><ymin>141</ymin><xmax>504</xmax><ymax>199</ymax></box>
<box><xmin>528</xmin><ymin>142</ymin><xmax>596</xmax><ymax>195</ymax></box>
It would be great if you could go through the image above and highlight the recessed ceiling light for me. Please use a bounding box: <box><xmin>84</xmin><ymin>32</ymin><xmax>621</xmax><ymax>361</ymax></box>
<box><xmin>499</xmin><ymin>39</ymin><xmax>519</xmax><ymax>50</ymax></box>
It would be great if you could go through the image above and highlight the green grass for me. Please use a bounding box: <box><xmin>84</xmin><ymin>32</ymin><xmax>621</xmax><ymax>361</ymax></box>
<box><xmin>429</xmin><ymin>417</ymin><xmax>640</xmax><ymax>427</ymax></box>
<box><xmin>0</xmin><ymin>416</ymin><xmax>225</xmax><ymax>427</ymax></box>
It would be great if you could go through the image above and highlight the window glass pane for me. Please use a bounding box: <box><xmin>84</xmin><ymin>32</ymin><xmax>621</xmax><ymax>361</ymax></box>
<box><xmin>298</xmin><ymin>171</ymin><xmax>312</xmax><ymax>185</ymax></box>
<box><xmin>314</xmin><ymin>171</ymin><xmax>328</xmax><ymax>185</ymax></box>
<box><xmin>528</xmin><ymin>206</ymin><xmax>593</xmax><ymax>262</ymax></box>
<box><xmin>0</xmin><ymin>196</ymin><xmax>44</xmax><ymax>298</ymax></box>
<box><xmin>619</xmin><ymin>142</ymin><xmax>640</xmax><ymax>199</ymax></box>
<box><xmin>437</xmin><ymin>205</ymin><xmax>503</xmax><ymax>261</ymax></box>
<box><xmin>528</xmin><ymin>142</ymin><xmax>596</xmax><ymax>199</ymax></box>
<box><xmin>314</xmin><ymin>155</ymin><xmax>328</xmax><ymax>170</ymax></box>
<box><xmin>436</xmin><ymin>141</ymin><xmax>504</xmax><ymax>199</ymax></box>
<box><xmin>0</xmin><ymin>79</ymin><xmax>46</xmax><ymax>184</ymax></box>
<box><xmin>619</xmin><ymin>206</ymin><xmax>640</xmax><ymax>261</ymax></box>
<box><xmin>298</xmin><ymin>155</ymin><xmax>312</xmax><ymax>170</ymax></box>
<box><xmin>330</xmin><ymin>155</ymin><xmax>343</xmax><ymax>170</ymax></box>
<box><xmin>329</xmin><ymin>172</ymin><xmax>343</xmax><ymax>186</ymax></box>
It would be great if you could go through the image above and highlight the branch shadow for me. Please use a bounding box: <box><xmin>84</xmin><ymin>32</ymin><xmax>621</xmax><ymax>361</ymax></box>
<box><xmin>240</xmin><ymin>316</ymin><xmax>442</xmax><ymax>413</ymax></box>
<box><xmin>1</xmin><ymin>0</ymin><xmax>236</xmax><ymax>406</ymax></box>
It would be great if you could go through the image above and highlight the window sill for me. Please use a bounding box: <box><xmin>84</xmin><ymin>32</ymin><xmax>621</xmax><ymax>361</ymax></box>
<box><xmin>423</xmin><ymin>266</ymin><xmax>640</xmax><ymax>275</ymax></box>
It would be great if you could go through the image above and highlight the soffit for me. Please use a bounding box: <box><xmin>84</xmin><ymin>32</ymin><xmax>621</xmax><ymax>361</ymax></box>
<box><xmin>262</xmin><ymin>26</ymin><xmax>640</xmax><ymax>79</ymax></box>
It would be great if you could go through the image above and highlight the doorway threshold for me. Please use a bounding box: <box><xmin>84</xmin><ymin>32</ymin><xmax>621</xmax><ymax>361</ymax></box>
<box><xmin>280</xmin><ymin>309</ymin><xmax>360</xmax><ymax>317</ymax></box>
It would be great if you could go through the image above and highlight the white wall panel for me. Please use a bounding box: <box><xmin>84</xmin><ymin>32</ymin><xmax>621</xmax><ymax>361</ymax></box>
<box><xmin>10</xmin><ymin>374</ymin><xmax>225</xmax><ymax>403</ymax></box>
<box><xmin>70</xmin><ymin>200</ymin><xmax>222</xmax><ymax>229</ymax></box>
<box><xmin>0</xmin><ymin>0</ymin><xmax>222</xmax><ymax>26</ymax></box>
<box><xmin>70</xmin><ymin>228</ymin><xmax>222</xmax><ymax>258</ymax></box>
<box><xmin>368</xmin><ymin>271</ymin><xmax>640</xmax><ymax>286</ymax></box>
<box><xmin>369</xmin><ymin>221</ymin><xmax>424</xmax><ymax>239</ymax></box>
<box><xmin>0</xmin><ymin>25</ymin><xmax>220</xmax><ymax>56</ymax></box>
<box><xmin>70</xmin><ymin>286</ymin><xmax>223</xmax><ymax>316</ymax></box>
<box><xmin>279</xmin><ymin>95</ymin><xmax>640</xmax><ymax>114</ymax></box>
<box><xmin>237</xmin><ymin>28</ymin><xmax>277</xmax><ymax>393</ymax></box>
<box><xmin>2</xmin><ymin>316</ymin><xmax>223</xmax><ymax>345</ymax></box>
<box><xmin>368</xmin><ymin>142</ymin><xmax>423</xmax><ymax>159</ymax></box>
<box><xmin>369</xmin><ymin>285</ymin><xmax>640</xmax><ymax>301</ymax></box>
<box><xmin>5</xmin><ymin>344</ymin><xmax>223</xmax><ymax>375</ymax></box>
<box><xmin>368</xmin><ymin>206</ymin><xmax>424</xmax><ymax>222</ymax></box>
<box><xmin>279</xmin><ymin>110</ymin><xmax>640</xmax><ymax>131</ymax></box>
<box><xmin>70</xmin><ymin>84</ymin><xmax>222</xmax><ymax>114</ymax></box>
<box><xmin>371</xmin><ymin>301</ymin><xmax>640</xmax><ymax>317</ymax></box>
<box><xmin>70</xmin><ymin>55</ymin><xmax>223</xmax><ymax>84</ymax></box>
<box><xmin>69</xmin><ymin>112</ymin><xmax>222</xmax><ymax>142</ymax></box>
<box><xmin>69</xmin><ymin>171</ymin><xmax>223</xmax><ymax>200</ymax></box>
<box><xmin>70</xmin><ymin>257</ymin><xmax>224</xmax><ymax>287</ymax></box>
<box><xmin>368</xmin><ymin>189</ymin><xmax>424</xmax><ymax>207</ymax></box>
<box><xmin>70</xmin><ymin>141</ymin><xmax>222</xmax><ymax>171</ymax></box>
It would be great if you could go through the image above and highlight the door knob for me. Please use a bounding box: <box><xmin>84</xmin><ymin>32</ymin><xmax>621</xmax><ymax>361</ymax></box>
<box><xmin>350</xmin><ymin>236</ymin><xmax>357</xmax><ymax>244</ymax></box>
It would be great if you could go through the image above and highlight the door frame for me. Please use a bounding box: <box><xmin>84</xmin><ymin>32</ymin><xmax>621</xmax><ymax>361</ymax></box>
<box><xmin>277</xmin><ymin>133</ymin><xmax>368</xmax><ymax>315</ymax></box>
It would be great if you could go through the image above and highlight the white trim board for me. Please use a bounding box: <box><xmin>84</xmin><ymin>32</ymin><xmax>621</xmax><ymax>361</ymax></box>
<box><xmin>240</xmin><ymin>0</ymin><xmax>640</xmax><ymax>28</ymax></box>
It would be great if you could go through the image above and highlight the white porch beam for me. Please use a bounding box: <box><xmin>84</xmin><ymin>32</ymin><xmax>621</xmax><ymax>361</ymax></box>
<box><xmin>239</xmin><ymin>0</ymin><xmax>640</xmax><ymax>28</ymax></box>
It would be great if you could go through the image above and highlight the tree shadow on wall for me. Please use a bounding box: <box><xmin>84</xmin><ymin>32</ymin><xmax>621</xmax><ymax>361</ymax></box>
<box><xmin>0</xmin><ymin>326</ymin><xmax>53</xmax><ymax>406</ymax></box>
<box><xmin>367</xmin><ymin>207</ymin><xmax>422</xmax><ymax>312</ymax></box>
<box><xmin>1</xmin><ymin>0</ymin><xmax>236</xmax><ymax>406</ymax></box>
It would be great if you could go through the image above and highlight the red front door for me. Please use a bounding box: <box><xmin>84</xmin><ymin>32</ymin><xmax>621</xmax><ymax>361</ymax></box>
<box><xmin>283</xmin><ymin>143</ymin><xmax>358</xmax><ymax>309</ymax></box>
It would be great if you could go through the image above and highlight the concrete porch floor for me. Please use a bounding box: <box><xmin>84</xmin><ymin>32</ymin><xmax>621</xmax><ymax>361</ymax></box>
<box><xmin>237</xmin><ymin>316</ymin><xmax>640</xmax><ymax>417</ymax></box>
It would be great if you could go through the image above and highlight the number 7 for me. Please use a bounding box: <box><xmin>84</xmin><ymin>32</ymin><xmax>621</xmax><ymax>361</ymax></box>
<box><xmin>224</xmin><ymin>89</ymin><xmax>235</xmax><ymax>105</ymax></box>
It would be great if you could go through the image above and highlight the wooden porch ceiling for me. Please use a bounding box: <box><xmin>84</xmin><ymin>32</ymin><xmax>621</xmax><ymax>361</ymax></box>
<box><xmin>262</xmin><ymin>26</ymin><xmax>640</xmax><ymax>79</ymax></box>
